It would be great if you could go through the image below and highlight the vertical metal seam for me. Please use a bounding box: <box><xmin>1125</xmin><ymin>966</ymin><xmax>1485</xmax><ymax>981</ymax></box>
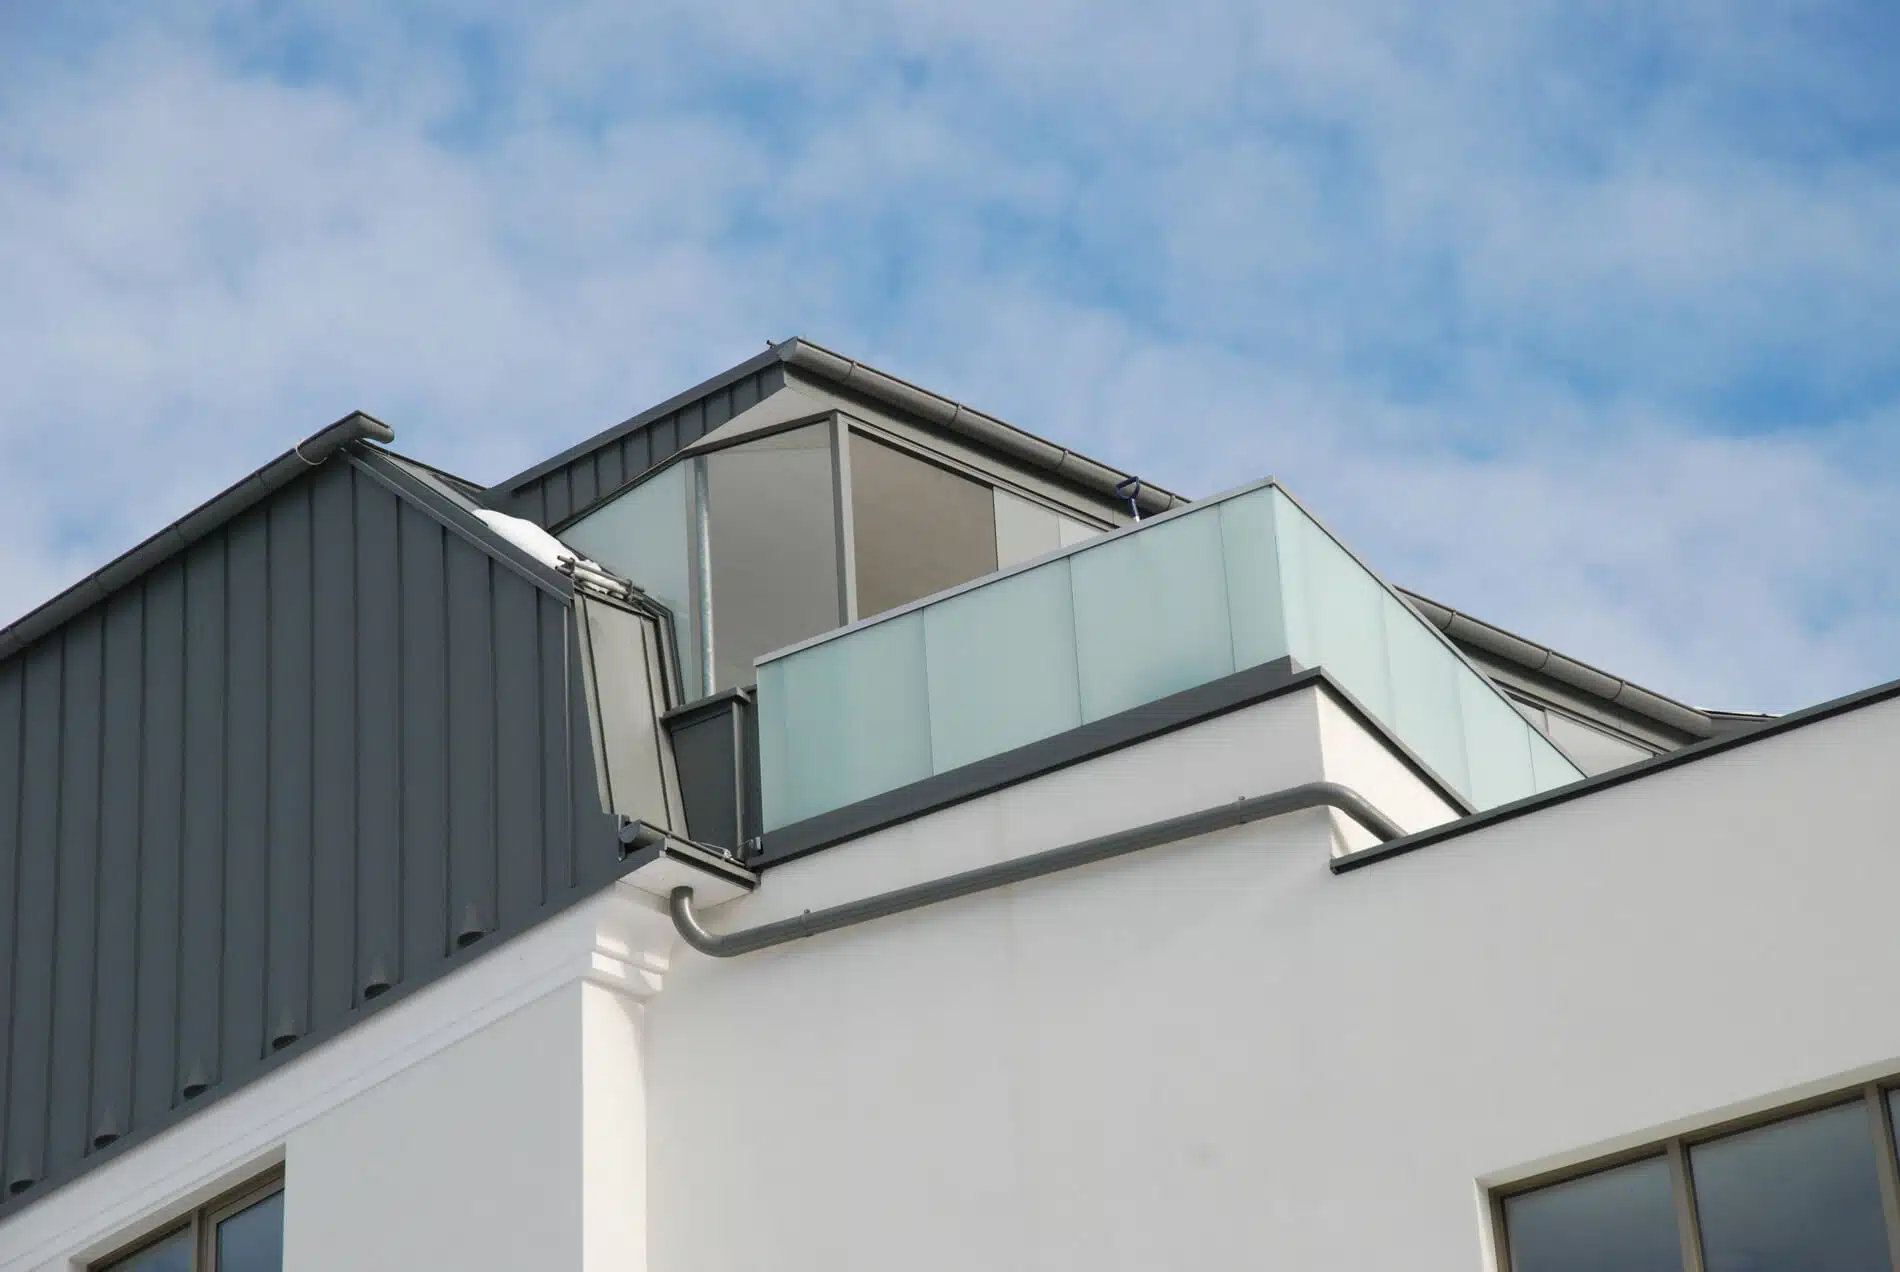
<box><xmin>125</xmin><ymin>581</ymin><xmax>148</xmax><ymax>1136</ymax></box>
<box><xmin>485</xmin><ymin>556</ymin><xmax>500</xmax><ymax>932</ymax></box>
<box><xmin>260</xmin><ymin>504</ymin><xmax>275</xmax><ymax>1063</ymax></box>
<box><xmin>82</xmin><ymin>607</ymin><xmax>108</xmax><ymax>1151</ymax></box>
<box><xmin>2</xmin><ymin>659</ymin><xmax>26</xmax><ymax>1170</ymax></box>
<box><xmin>347</xmin><ymin>466</ymin><xmax>362</xmax><ymax>1004</ymax></box>
<box><xmin>38</xmin><ymin>633</ymin><xmax>67</xmax><ymax>1170</ymax></box>
<box><xmin>438</xmin><ymin>528</ymin><xmax>451</xmax><ymax>958</ymax></box>
<box><xmin>563</xmin><ymin>606</ymin><xmax>578</xmax><ymax>893</ymax></box>
<box><xmin>534</xmin><ymin>593</ymin><xmax>548</xmax><ymax>909</ymax></box>
<box><xmin>693</xmin><ymin>457</ymin><xmax>714</xmax><ymax>696</ymax></box>
<box><xmin>169</xmin><ymin>559</ymin><xmax>189</xmax><ymax>1105</ymax></box>
<box><xmin>303</xmin><ymin>481</ymin><xmax>317</xmax><ymax>1032</ymax></box>
<box><xmin>393</xmin><ymin>502</ymin><xmax>406</xmax><ymax>986</ymax></box>
<box><xmin>212</xmin><ymin>527</ymin><xmax>231</xmax><ymax>1090</ymax></box>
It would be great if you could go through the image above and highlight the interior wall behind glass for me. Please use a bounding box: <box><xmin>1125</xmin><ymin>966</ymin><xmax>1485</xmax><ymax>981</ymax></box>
<box><xmin>561</xmin><ymin>461</ymin><xmax>699</xmax><ymax>696</ymax></box>
<box><xmin>705</xmin><ymin>423</ymin><xmax>842</xmax><ymax>690</ymax></box>
<box><xmin>850</xmin><ymin>432</ymin><xmax>999</xmax><ymax>619</ymax></box>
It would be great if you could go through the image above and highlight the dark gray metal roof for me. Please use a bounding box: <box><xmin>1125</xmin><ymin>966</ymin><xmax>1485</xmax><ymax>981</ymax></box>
<box><xmin>484</xmin><ymin>337</ymin><xmax>1188</xmax><ymax>528</ymax></box>
<box><xmin>0</xmin><ymin>431</ymin><xmax>626</xmax><ymax>1215</ymax></box>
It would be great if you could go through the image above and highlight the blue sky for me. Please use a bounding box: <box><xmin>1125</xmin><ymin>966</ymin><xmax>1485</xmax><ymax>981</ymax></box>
<box><xmin>2</xmin><ymin>0</ymin><xmax>1897</xmax><ymax>712</ymax></box>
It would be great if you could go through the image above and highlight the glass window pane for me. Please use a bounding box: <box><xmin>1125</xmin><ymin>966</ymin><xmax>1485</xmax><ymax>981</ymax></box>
<box><xmin>103</xmin><ymin>1227</ymin><xmax>192</xmax><ymax>1272</ymax></box>
<box><xmin>993</xmin><ymin>489</ymin><xmax>1062</xmax><ymax>570</ymax></box>
<box><xmin>924</xmin><ymin>559</ymin><xmax>1081</xmax><ymax>773</ymax></box>
<box><xmin>1690</xmin><ymin>1101</ymin><xmax>1890</xmax><ymax>1272</ymax></box>
<box><xmin>849</xmin><ymin>433</ymin><xmax>998</xmax><ymax>618</ymax></box>
<box><xmin>1529</xmin><ymin>730</ymin><xmax>1582</xmax><ymax>793</ymax></box>
<box><xmin>1057</xmin><ymin>516</ymin><xmax>1102</xmax><ymax>548</ymax></box>
<box><xmin>562</xmin><ymin>462</ymin><xmax>699</xmax><ymax>697</ymax></box>
<box><xmin>757</xmin><ymin>610</ymin><xmax>931</xmax><ymax>830</ymax></box>
<box><xmin>1503</xmin><ymin>1155</ymin><xmax>1683</xmax><ymax>1272</ymax></box>
<box><xmin>1544</xmin><ymin>712</ymin><xmax>1653</xmax><ymax>777</ymax></box>
<box><xmin>704</xmin><ymin>424</ymin><xmax>842</xmax><ymax>689</ymax></box>
<box><xmin>1070</xmin><ymin>508</ymin><xmax>1234</xmax><ymax>723</ymax></box>
<box><xmin>215</xmin><ymin>1189</ymin><xmax>284</xmax><ymax>1272</ymax></box>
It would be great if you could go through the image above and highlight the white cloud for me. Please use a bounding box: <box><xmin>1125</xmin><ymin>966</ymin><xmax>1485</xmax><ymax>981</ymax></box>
<box><xmin>1</xmin><ymin>0</ymin><xmax>1896</xmax><ymax>715</ymax></box>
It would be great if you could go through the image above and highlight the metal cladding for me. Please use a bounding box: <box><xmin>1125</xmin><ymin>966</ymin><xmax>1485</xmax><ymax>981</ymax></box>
<box><xmin>0</xmin><ymin>446</ymin><xmax>624</xmax><ymax>1212</ymax></box>
<box><xmin>488</xmin><ymin>355</ymin><xmax>788</xmax><ymax>528</ymax></box>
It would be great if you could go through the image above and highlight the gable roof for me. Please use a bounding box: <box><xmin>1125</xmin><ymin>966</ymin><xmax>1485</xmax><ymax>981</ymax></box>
<box><xmin>483</xmin><ymin>337</ymin><xmax>1189</xmax><ymax>529</ymax></box>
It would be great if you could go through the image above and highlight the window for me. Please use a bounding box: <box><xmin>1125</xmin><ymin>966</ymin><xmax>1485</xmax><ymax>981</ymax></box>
<box><xmin>97</xmin><ymin>1173</ymin><xmax>283</xmax><ymax>1272</ymax></box>
<box><xmin>703</xmin><ymin>423</ymin><xmax>843</xmax><ymax>690</ymax></box>
<box><xmin>848</xmin><ymin>431</ymin><xmax>999</xmax><ymax>619</ymax></box>
<box><xmin>1497</xmin><ymin>1086</ymin><xmax>1900</xmax><ymax>1271</ymax></box>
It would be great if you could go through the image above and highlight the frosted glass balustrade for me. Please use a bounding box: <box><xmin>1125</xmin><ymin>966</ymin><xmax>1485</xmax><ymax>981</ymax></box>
<box><xmin>756</xmin><ymin>481</ymin><xmax>1585</xmax><ymax>832</ymax></box>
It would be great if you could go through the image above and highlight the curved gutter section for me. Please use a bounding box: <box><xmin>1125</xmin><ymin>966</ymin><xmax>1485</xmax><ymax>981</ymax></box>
<box><xmin>670</xmin><ymin>780</ymin><xmax>1402</xmax><ymax>958</ymax></box>
<box><xmin>0</xmin><ymin>411</ymin><xmax>395</xmax><ymax>661</ymax></box>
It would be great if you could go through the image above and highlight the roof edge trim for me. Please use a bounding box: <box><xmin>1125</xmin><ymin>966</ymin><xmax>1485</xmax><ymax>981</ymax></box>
<box><xmin>0</xmin><ymin>411</ymin><xmax>394</xmax><ymax>663</ymax></box>
<box><xmin>1330</xmin><ymin>670</ymin><xmax>1899</xmax><ymax>875</ymax></box>
<box><xmin>778</xmin><ymin>338</ymin><xmax>1187</xmax><ymax>516</ymax></box>
<box><xmin>1398</xmin><ymin>588</ymin><xmax>1718</xmax><ymax>739</ymax></box>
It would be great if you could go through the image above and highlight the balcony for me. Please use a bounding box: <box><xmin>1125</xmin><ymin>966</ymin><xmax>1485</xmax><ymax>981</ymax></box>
<box><xmin>754</xmin><ymin>479</ymin><xmax>1582</xmax><ymax>835</ymax></box>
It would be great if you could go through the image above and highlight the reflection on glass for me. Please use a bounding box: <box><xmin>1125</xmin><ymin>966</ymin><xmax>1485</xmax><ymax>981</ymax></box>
<box><xmin>216</xmin><ymin>1189</ymin><xmax>285</xmax><ymax>1272</ymax></box>
<box><xmin>1503</xmin><ymin>1155</ymin><xmax>1682</xmax><ymax>1272</ymax></box>
<box><xmin>704</xmin><ymin>424</ymin><xmax>841</xmax><ymax>689</ymax></box>
<box><xmin>562</xmin><ymin>462</ymin><xmax>699</xmax><ymax>697</ymax></box>
<box><xmin>1691</xmin><ymin>1101</ymin><xmax>1889</xmax><ymax>1272</ymax></box>
<box><xmin>993</xmin><ymin>488</ymin><xmax>1063</xmax><ymax>569</ymax></box>
<box><xmin>849</xmin><ymin>432</ymin><xmax>998</xmax><ymax>618</ymax></box>
<box><xmin>103</xmin><ymin>1227</ymin><xmax>192</xmax><ymax>1272</ymax></box>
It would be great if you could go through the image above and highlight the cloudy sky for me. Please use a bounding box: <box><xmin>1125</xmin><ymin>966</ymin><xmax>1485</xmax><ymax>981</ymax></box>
<box><xmin>3</xmin><ymin>0</ymin><xmax>1896</xmax><ymax>713</ymax></box>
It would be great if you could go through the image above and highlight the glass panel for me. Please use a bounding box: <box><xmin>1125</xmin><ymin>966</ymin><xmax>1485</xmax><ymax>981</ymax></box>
<box><xmin>1509</xmin><ymin>695</ymin><xmax>1549</xmax><ymax>732</ymax></box>
<box><xmin>1217</xmin><ymin>488</ymin><xmax>1288</xmax><ymax>672</ymax></box>
<box><xmin>562</xmin><ymin>462</ymin><xmax>699</xmax><ymax>697</ymax></box>
<box><xmin>1529</xmin><ymin>730</ymin><xmax>1582</xmax><ymax>793</ymax></box>
<box><xmin>1502</xmin><ymin>1155</ymin><xmax>1683</xmax><ymax>1272</ymax></box>
<box><xmin>215</xmin><ymin>1189</ymin><xmax>285</xmax><ymax>1272</ymax></box>
<box><xmin>849</xmin><ymin>433</ymin><xmax>999</xmax><ymax>619</ymax></box>
<box><xmin>704</xmin><ymin>424</ymin><xmax>842</xmax><ymax>689</ymax></box>
<box><xmin>1545</xmin><ymin>712</ymin><xmax>1653</xmax><ymax>777</ymax></box>
<box><xmin>993</xmin><ymin>489</ymin><xmax>1062</xmax><ymax>569</ymax></box>
<box><xmin>1691</xmin><ymin>1101</ymin><xmax>1890</xmax><ymax>1272</ymax></box>
<box><xmin>1458</xmin><ymin>664</ymin><xmax>1536</xmax><ymax>807</ymax></box>
<box><xmin>1382</xmin><ymin>594</ymin><xmax>1470</xmax><ymax>795</ymax></box>
<box><xmin>1057</xmin><ymin>516</ymin><xmax>1102</xmax><ymax>547</ymax></box>
<box><xmin>577</xmin><ymin>595</ymin><xmax>681</xmax><ymax>830</ymax></box>
<box><xmin>1276</xmin><ymin>492</ymin><xmax>1393</xmax><ymax>719</ymax></box>
<box><xmin>924</xmin><ymin>560</ymin><xmax>1081</xmax><ymax>773</ymax></box>
<box><xmin>1070</xmin><ymin>508</ymin><xmax>1234</xmax><ymax>722</ymax></box>
<box><xmin>758</xmin><ymin>610</ymin><xmax>931</xmax><ymax>830</ymax></box>
<box><xmin>102</xmin><ymin>1227</ymin><xmax>192</xmax><ymax>1272</ymax></box>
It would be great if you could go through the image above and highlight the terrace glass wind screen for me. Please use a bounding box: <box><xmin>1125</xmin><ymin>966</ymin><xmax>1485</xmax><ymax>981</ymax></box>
<box><xmin>756</xmin><ymin>481</ymin><xmax>1583</xmax><ymax>832</ymax></box>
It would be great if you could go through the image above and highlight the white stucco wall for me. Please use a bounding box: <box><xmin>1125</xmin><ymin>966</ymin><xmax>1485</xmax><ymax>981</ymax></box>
<box><xmin>645</xmin><ymin>691</ymin><xmax>1900</xmax><ymax>1272</ymax></box>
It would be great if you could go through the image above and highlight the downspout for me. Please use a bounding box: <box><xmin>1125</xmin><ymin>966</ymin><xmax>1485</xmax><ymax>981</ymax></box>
<box><xmin>669</xmin><ymin>780</ymin><xmax>1401</xmax><ymax>958</ymax></box>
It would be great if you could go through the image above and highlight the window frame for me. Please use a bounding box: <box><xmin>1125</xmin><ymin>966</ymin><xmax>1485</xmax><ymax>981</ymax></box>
<box><xmin>91</xmin><ymin>1167</ymin><xmax>284</xmax><ymax>1272</ymax></box>
<box><xmin>1492</xmin><ymin>1081</ymin><xmax>1900</xmax><ymax>1272</ymax></box>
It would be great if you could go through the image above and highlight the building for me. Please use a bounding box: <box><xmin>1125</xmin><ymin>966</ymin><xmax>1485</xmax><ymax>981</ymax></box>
<box><xmin>0</xmin><ymin>338</ymin><xmax>1889</xmax><ymax>1272</ymax></box>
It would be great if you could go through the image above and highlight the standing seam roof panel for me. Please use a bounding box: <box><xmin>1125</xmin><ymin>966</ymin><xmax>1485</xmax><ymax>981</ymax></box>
<box><xmin>0</xmin><ymin>450</ymin><xmax>627</xmax><ymax>1213</ymax></box>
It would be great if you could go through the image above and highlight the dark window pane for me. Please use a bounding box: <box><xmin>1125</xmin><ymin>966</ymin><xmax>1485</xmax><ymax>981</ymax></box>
<box><xmin>215</xmin><ymin>1189</ymin><xmax>284</xmax><ymax>1272</ymax></box>
<box><xmin>1691</xmin><ymin>1101</ymin><xmax>1890</xmax><ymax>1272</ymax></box>
<box><xmin>103</xmin><ymin>1227</ymin><xmax>192</xmax><ymax>1272</ymax></box>
<box><xmin>704</xmin><ymin>425</ymin><xmax>842</xmax><ymax>690</ymax></box>
<box><xmin>848</xmin><ymin>432</ymin><xmax>998</xmax><ymax>619</ymax></box>
<box><xmin>1504</xmin><ymin>1155</ymin><xmax>1684</xmax><ymax>1272</ymax></box>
